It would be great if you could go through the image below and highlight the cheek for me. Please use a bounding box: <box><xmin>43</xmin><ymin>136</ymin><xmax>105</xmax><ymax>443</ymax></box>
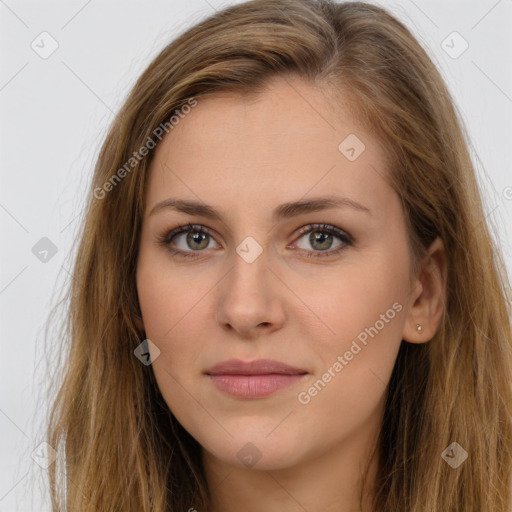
<box><xmin>136</xmin><ymin>251</ymin><xmax>217</xmax><ymax>400</ymax></box>
<box><xmin>137</xmin><ymin>282</ymin><xmax>205</xmax><ymax>370</ymax></box>
<box><xmin>303</xmin><ymin>255</ymin><xmax>408</xmax><ymax>353</ymax></box>
<box><xmin>294</xmin><ymin>295</ymin><xmax>404</xmax><ymax>452</ymax></box>
<box><xmin>136</xmin><ymin>261</ymin><xmax>210</xmax><ymax>424</ymax></box>
<box><xmin>294</xmin><ymin>255</ymin><xmax>407</xmax><ymax>422</ymax></box>
<box><xmin>136</xmin><ymin>249</ymin><xmax>214</xmax><ymax>341</ymax></box>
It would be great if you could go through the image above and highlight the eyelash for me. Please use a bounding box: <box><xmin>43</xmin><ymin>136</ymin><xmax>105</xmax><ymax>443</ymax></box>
<box><xmin>157</xmin><ymin>222</ymin><xmax>353</xmax><ymax>260</ymax></box>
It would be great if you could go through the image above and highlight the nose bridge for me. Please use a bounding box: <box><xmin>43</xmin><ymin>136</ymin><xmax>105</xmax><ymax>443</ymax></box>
<box><xmin>225</xmin><ymin>237</ymin><xmax>272</xmax><ymax>303</ymax></box>
<box><xmin>216</xmin><ymin>235</ymin><xmax>285</xmax><ymax>334</ymax></box>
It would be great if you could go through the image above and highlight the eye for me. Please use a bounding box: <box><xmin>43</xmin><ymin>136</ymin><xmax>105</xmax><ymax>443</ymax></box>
<box><xmin>157</xmin><ymin>223</ymin><xmax>220</xmax><ymax>258</ymax></box>
<box><xmin>291</xmin><ymin>223</ymin><xmax>352</xmax><ymax>258</ymax></box>
<box><xmin>157</xmin><ymin>222</ymin><xmax>353</xmax><ymax>260</ymax></box>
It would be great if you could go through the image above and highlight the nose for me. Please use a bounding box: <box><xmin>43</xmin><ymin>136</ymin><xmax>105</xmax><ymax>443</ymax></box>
<box><xmin>216</xmin><ymin>248</ymin><xmax>286</xmax><ymax>339</ymax></box>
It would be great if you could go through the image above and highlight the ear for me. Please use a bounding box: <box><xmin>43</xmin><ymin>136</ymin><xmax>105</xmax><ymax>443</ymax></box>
<box><xmin>402</xmin><ymin>236</ymin><xmax>447</xmax><ymax>344</ymax></box>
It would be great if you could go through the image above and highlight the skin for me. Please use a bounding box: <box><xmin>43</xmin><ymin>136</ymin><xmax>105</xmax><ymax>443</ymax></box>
<box><xmin>136</xmin><ymin>76</ymin><xmax>446</xmax><ymax>512</ymax></box>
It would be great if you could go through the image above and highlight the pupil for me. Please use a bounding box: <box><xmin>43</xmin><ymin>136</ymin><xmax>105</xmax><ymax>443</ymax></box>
<box><xmin>310</xmin><ymin>231</ymin><xmax>332</xmax><ymax>250</ymax></box>
<box><xmin>187</xmin><ymin>231</ymin><xmax>208</xmax><ymax>250</ymax></box>
<box><xmin>184</xmin><ymin>230</ymin><xmax>334</xmax><ymax>252</ymax></box>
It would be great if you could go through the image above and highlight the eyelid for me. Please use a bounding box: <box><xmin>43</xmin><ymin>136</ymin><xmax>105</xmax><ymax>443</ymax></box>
<box><xmin>157</xmin><ymin>223</ymin><xmax>220</xmax><ymax>248</ymax></box>
<box><xmin>288</xmin><ymin>223</ymin><xmax>353</xmax><ymax>258</ymax></box>
<box><xmin>292</xmin><ymin>223</ymin><xmax>353</xmax><ymax>245</ymax></box>
<box><xmin>158</xmin><ymin>222</ymin><xmax>353</xmax><ymax>258</ymax></box>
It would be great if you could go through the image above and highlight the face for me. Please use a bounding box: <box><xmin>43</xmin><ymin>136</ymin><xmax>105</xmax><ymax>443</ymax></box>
<box><xmin>136</xmin><ymin>76</ymin><xmax>417</xmax><ymax>471</ymax></box>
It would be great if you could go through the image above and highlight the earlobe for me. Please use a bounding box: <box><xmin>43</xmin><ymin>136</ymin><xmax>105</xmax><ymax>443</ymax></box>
<box><xmin>403</xmin><ymin>319</ymin><xmax>430</xmax><ymax>344</ymax></box>
<box><xmin>402</xmin><ymin>236</ymin><xmax>447</xmax><ymax>344</ymax></box>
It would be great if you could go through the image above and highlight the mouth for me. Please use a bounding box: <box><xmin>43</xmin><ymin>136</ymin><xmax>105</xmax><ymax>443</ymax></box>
<box><xmin>205</xmin><ymin>358</ymin><xmax>307</xmax><ymax>376</ymax></box>
<box><xmin>205</xmin><ymin>358</ymin><xmax>308</xmax><ymax>399</ymax></box>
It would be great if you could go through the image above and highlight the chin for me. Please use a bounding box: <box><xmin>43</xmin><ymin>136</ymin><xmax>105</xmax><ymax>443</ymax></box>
<box><xmin>200</xmin><ymin>430</ymin><xmax>306</xmax><ymax>471</ymax></box>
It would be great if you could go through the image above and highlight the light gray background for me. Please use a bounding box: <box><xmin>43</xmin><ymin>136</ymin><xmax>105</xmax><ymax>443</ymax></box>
<box><xmin>1</xmin><ymin>0</ymin><xmax>511</xmax><ymax>510</ymax></box>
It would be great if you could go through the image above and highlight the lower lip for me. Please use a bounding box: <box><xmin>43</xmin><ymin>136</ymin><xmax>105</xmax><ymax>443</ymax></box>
<box><xmin>207</xmin><ymin>374</ymin><xmax>307</xmax><ymax>399</ymax></box>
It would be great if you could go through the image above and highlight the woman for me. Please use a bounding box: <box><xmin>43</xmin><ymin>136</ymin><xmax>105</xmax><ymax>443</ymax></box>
<box><xmin>46</xmin><ymin>0</ymin><xmax>512</xmax><ymax>510</ymax></box>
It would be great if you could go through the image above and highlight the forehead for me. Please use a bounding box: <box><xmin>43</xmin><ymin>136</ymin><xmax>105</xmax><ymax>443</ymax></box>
<box><xmin>146</xmin><ymin>77</ymin><xmax>393</xmax><ymax>217</ymax></box>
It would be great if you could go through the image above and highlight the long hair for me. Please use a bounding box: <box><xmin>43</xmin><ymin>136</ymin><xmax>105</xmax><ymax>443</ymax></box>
<box><xmin>46</xmin><ymin>1</ymin><xmax>512</xmax><ymax>510</ymax></box>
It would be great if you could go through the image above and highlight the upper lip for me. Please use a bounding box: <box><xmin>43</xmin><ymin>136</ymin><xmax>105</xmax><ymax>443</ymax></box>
<box><xmin>205</xmin><ymin>358</ymin><xmax>308</xmax><ymax>376</ymax></box>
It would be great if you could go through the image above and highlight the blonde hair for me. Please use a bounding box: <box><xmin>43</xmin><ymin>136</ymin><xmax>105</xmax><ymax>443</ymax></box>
<box><xmin>46</xmin><ymin>1</ymin><xmax>512</xmax><ymax>510</ymax></box>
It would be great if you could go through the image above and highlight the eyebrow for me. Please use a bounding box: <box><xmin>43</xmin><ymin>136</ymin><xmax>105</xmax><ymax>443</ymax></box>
<box><xmin>149</xmin><ymin>195</ymin><xmax>372</xmax><ymax>220</ymax></box>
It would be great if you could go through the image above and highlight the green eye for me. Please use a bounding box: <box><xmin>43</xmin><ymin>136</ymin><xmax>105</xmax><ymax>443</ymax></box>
<box><xmin>158</xmin><ymin>222</ymin><xmax>353</xmax><ymax>260</ymax></box>
<box><xmin>294</xmin><ymin>224</ymin><xmax>352</xmax><ymax>258</ymax></box>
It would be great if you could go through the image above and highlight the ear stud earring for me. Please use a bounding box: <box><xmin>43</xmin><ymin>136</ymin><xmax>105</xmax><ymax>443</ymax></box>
<box><xmin>416</xmin><ymin>324</ymin><xmax>423</xmax><ymax>333</ymax></box>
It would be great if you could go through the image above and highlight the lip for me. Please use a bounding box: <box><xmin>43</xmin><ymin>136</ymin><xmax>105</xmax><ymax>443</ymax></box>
<box><xmin>205</xmin><ymin>358</ymin><xmax>308</xmax><ymax>399</ymax></box>
<box><xmin>205</xmin><ymin>358</ymin><xmax>307</xmax><ymax>376</ymax></box>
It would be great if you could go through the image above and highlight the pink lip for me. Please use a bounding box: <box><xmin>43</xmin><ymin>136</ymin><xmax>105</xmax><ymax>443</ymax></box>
<box><xmin>205</xmin><ymin>358</ymin><xmax>308</xmax><ymax>399</ymax></box>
